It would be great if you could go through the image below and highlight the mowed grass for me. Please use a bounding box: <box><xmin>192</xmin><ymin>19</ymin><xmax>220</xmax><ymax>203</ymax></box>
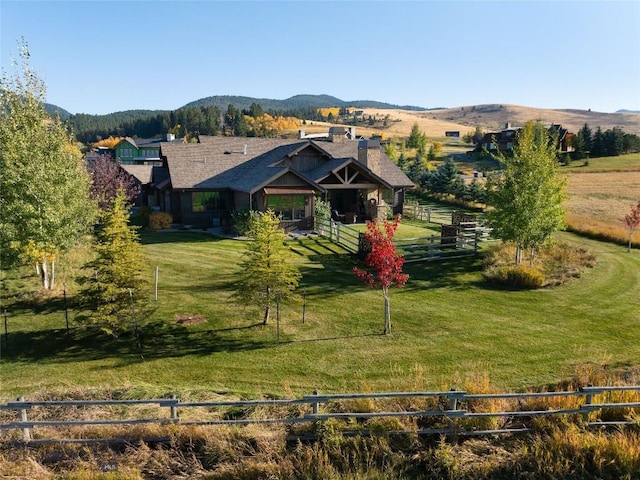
<box><xmin>1</xmin><ymin>225</ymin><xmax>639</xmax><ymax>401</ymax></box>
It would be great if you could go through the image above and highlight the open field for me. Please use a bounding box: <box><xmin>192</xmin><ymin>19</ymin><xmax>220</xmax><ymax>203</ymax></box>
<box><xmin>564</xmin><ymin>159</ymin><xmax>640</xmax><ymax>245</ymax></box>
<box><xmin>1</xmin><ymin>223</ymin><xmax>639</xmax><ymax>401</ymax></box>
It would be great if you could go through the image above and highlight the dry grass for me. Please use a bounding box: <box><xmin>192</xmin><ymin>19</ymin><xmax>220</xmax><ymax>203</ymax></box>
<box><xmin>3</xmin><ymin>366</ymin><xmax>640</xmax><ymax>479</ymax></box>
<box><xmin>565</xmin><ymin>170</ymin><xmax>640</xmax><ymax>245</ymax></box>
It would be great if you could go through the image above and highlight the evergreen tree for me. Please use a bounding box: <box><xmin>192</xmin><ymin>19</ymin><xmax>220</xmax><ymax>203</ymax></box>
<box><xmin>426</xmin><ymin>158</ymin><xmax>463</xmax><ymax>196</ymax></box>
<box><xmin>408</xmin><ymin>153</ymin><xmax>428</xmax><ymax>184</ymax></box>
<box><xmin>76</xmin><ymin>190</ymin><xmax>153</xmax><ymax>337</ymax></box>
<box><xmin>578</xmin><ymin>123</ymin><xmax>592</xmax><ymax>156</ymax></box>
<box><xmin>407</xmin><ymin>122</ymin><xmax>422</xmax><ymax>149</ymax></box>
<box><xmin>591</xmin><ymin>126</ymin><xmax>605</xmax><ymax>157</ymax></box>
<box><xmin>234</xmin><ymin>210</ymin><xmax>301</xmax><ymax>324</ymax></box>
<box><xmin>0</xmin><ymin>41</ymin><xmax>96</xmax><ymax>289</ymax></box>
<box><xmin>603</xmin><ymin>127</ymin><xmax>625</xmax><ymax>156</ymax></box>
<box><xmin>486</xmin><ymin>121</ymin><xmax>566</xmax><ymax>265</ymax></box>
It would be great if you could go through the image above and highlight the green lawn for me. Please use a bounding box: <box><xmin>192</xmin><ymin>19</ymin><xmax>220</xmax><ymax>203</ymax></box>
<box><xmin>562</xmin><ymin>152</ymin><xmax>640</xmax><ymax>172</ymax></box>
<box><xmin>1</xmin><ymin>228</ymin><xmax>639</xmax><ymax>401</ymax></box>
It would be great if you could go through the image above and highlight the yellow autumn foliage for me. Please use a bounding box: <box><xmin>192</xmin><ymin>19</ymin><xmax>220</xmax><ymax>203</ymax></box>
<box><xmin>318</xmin><ymin>107</ymin><xmax>340</xmax><ymax>117</ymax></box>
<box><xmin>244</xmin><ymin>114</ymin><xmax>301</xmax><ymax>135</ymax></box>
<box><xmin>92</xmin><ymin>137</ymin><xmax>121</xmax><ymax>149</ymax></box>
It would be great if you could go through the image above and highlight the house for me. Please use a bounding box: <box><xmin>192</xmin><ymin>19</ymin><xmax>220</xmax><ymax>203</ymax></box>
<box><xmin>120</xmin><ymin>164</ymin><xmax>169</xmax><ymax>208</ymax></box>
<box><xmin>114</xmin><ymin>136</ymin><xmax>169</xmax><ymax>166</ymax></box>
<box><xmin>479</xmin><ymin>123</ymin><xmax>575</xmax><ymax>153</ymax></box>
<box><xmin>152</xmin><ymin>129</ymin><xmax>414</xmax><ymax>229</ymax></box>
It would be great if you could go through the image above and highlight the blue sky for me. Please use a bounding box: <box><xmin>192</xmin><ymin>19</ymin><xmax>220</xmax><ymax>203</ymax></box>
<box><xmin>1</xmin><ymin>0</ymin><xmax>639</xmax><ymax>115</ymax></box>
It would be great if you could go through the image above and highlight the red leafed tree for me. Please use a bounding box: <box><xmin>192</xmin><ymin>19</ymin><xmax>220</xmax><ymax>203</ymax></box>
<box><xmin>623</xmin><ymin>200</ymin><xmax>640</xmax><ymax>252</ymax></box>
<box><xmin>87</xmin><ymin>154</ymin><xmax>141</xmax><ymax>211</ymax></box>
<box><xmin>353</xmin><ymin>215</ymin><xmax>409</xmax><ymax>335</ymax></box>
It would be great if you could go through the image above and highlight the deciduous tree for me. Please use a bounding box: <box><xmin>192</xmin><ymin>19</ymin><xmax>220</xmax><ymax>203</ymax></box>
<box><xmin>87</xmin><ymin>154</ymin><xmax>141</xmax><ymax>211</ymax></box>
<box><xmin>353</xmin><ymin>216</ymin><xmax>408</xmax><ymax>335</ymax></box>
<box><xmin>486</xmin><ymin>121</ymin><xmax>567</xmax><ymax>265</ymax></box>
<box><xmin>0</xmin><ymin>41</ymin><xmax>96</xmax><ymax>289</ymax></box>
<box><xmin>234</xmin><ymin>210</ymin><xmax>301</xmax><ymax>324</ymax></box>
<box><xmin>623</xmin><ymin>200</ymin><xmax>640</xmax><ymax>252</ymax></box>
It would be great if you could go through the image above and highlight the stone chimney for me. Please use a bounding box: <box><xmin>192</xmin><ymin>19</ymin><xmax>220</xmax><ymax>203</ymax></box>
<box><xmin>328</xmin><ymin>126</ymin><xmax>345</xmax><ymax>143</ymax></box>
<box><xmin>358</xmin><ymin>139</ymin><xmax>381</xmax><ymax>175</ymax></box>
<box><xmin>298</xmin><ymin>129</ymin><xmax>305</xmax><ymax>139</ymax></box>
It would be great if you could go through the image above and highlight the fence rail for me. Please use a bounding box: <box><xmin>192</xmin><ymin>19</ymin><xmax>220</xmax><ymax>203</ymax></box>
<box><xmin>2</xmin><ymin>385</ymin><xmax>639</xmax><ymax>444</ymax></box>
<box><xmin>315</xmin><ymin>204</ymin><xmax>495</xmax><ymax>262</ymax></box>
<box><xmin>315</xmin><ymin>217</ymin><xmax>360</xmax><ymax>253</ymax></box>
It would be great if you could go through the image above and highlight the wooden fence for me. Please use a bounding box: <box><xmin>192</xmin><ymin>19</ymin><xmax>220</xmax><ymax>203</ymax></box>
<box><xmin>315</xmin><ymin>217</ymin><xmax>361</xmax><ymax>253</ymax></box>
<box><xmin>315</xmin><ymin>216</ymin><xmax>492</xmax><ymax>262</ymax></box>
<box><xmin>2</xmin><ymin>385</ymin><xmax>639</xmax><ymax>444</ymax></box>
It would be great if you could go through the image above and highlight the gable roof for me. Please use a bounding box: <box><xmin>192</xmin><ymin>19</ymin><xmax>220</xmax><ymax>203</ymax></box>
<box><xmin>120</xmin><ymin>164</ymin><xmax>154</xmax><ymax>184</ymax></box>
<box><xmin>160</xmin><ymin>136</ymin><xmax>414</xmax><ymax>192</ymax></box>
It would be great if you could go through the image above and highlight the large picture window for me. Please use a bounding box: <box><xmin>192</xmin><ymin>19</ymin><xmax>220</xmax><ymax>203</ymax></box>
<box><xmin>192</xmin><ymin>191</ymin><xmax>226</xmax><ymax>212</ymax></box>
<box><xmin>267</xmin><ymin>194</ymin><xmax>305</xmax><ymax>221</ymax></box>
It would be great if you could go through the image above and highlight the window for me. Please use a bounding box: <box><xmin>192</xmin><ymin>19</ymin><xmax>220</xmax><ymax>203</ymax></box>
<box><xmin>120</xmin><ymin>148</ymin><xmax>133</xmax><ymax>158</ymax></box>
<box><xmin>143</xmin><ymin>149</ymin><xmax>158</xmax><ymax>158</ymax></box>
<box><xmin>267</xmin><ymin>194</ymin><xmax>305</xmax><ymax>221</ymax></box>
<box><xmin>382</xmin><ymin>188</ymin><xmax>394</xmax><ymax>205</ymax></box>
<box><xmin>192</xmin><ymin>191</ymin><xmax>226</xmax><ymax>212</ymax></box>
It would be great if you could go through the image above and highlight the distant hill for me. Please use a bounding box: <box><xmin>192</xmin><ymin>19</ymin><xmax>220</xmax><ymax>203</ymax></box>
<box><xmin>420</xmin><ymin>104</ymin><xmax>640</xmax><ymax>135</ymax></box>
<box><xmin>182</xmin><ymin>94</ymin><xmax>426</xmax><ymax>112</ymax></box>
<box><xmin>44</xmin><ymin>103</ymin><xmax>71</xmax><ymax>120</ymax></box>
<box><xmin>617</xmin><ymin>109</ymin><xmax>640</xmax><ymax>114</ymax></box>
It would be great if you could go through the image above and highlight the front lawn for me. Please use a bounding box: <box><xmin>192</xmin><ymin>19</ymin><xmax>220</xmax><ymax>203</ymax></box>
<box><xmin>1</xmin><ymin>229</ymin><xmax>639</xmax><ymax>400</ymax></box>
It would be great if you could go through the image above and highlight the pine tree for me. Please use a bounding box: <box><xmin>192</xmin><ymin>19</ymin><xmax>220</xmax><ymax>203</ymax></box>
<box><xmin>234</xmin><ymin>210</ymin><xmax>301</xmax><ymax>324</ymax></box>
<box><xmin>76</xmin><ymin>190</ymin><xmax>153</xmax><ymax>337</ymax></box>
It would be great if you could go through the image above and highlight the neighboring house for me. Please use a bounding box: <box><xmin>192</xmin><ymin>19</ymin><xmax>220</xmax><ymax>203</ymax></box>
<box><xmin>114</xmin><ymin>137</ymin><xmax>168</xmax><ymax>166</ymax></box>
<box><xmin>480</xmin><ymin>123</ymin><xmax>575</xmax><ymax>153</ymax></box>
<box><xmin>154</xmin><ymin>128</ymin><xmax>414</xmax><ymax>229</ymax></box>
<box><xmin>120</xmin><ymin>164</ymin><xmax>169</xmax><ymax>208</ymax></box>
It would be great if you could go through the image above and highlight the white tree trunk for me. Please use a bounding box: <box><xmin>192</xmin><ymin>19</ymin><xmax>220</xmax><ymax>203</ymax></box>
<box><xmin>40</xmin><ymin>259</ymin><xmax>50</xmax><ymax>290</ymax></box>
<box><xmin>50</xmin><ymin>260</ymin><xmax>55</xmax><ymax>289</ymax></box>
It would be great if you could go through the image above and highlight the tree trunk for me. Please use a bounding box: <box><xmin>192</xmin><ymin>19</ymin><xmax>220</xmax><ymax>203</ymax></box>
<box><xmin>263</xmin><ymin>286</ymin><xmax>271</xmax><ymax>324</ymax></box>
<box><xmin>514</xmin><ymin>245</ymin><xmax>523</xmax><ymax>265</ymax></box>
<box><xmin>529</xmin><ymin>247</ymin><xmax>536</xmax><ymax>266</ymax></box>
<box><xmin>383</xmin><ymin>288</ymin><xmax>391</xmax><ymax>335</ymax></box>
<box><xmin>263</xmin><ymin>303</ymin><xmax>270</xmax><ymax>325</ymax></box>
<box><xmin>40</xmin><ymin>259</ymin><xmax>49</xmax><ymax>290</ymax></box>
<box><xmin>50</xmin><ymin>260</ymin><xmax>55</xmax><ymax>289</ymax></box>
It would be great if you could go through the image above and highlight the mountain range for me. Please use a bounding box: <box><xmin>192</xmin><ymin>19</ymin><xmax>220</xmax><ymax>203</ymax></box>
<box><xmin>44</xmin><ymin>94</ymin><xmax>640</xmax><ymax>138</ymax></box>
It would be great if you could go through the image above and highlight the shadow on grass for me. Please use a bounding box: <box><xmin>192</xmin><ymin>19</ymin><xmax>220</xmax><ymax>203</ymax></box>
<box><xmin>140</xmin><ymin>230</ymin><xmax>226</xmax><ymax>245</ymax></box>
<box><xmin>0</xmin><ymin>321</ymin><xmax>271</xmax><ymax>364</ymax></box>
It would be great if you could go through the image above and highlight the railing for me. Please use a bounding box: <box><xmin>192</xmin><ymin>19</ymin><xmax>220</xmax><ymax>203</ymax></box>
<box><xmin>315</xmin><ymin>217</ymin><xmax>360</xmax><ymax>253</ymax></box>
<box><xmin>2</xmin><ymin>386</ymin><xmax>639</xmax><ymax>444</ymax></box>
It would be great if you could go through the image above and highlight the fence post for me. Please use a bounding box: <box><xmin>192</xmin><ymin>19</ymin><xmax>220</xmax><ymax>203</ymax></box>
<box><xmin>170</xmin><ymin>394</ymin><xmax>178</xmax><ymax>421</ymax></box>
<box><xmin>447</xmin><ymin>388</ymin><xmax>458</xmax><ymax>411</ymax></box>
<box><xmin>583</xmin><ymin>383</ymin><xmax>593</xmax><ymax>420</ymax></box>
<box><xmin>312</xmin><ymin>390</ymin><xmax>320</xmax><ymax>415</ymax></box>
<box><xmin>474</xmin><ymin>231</ymin><xmax>479</xmax><ymax>253</ymax></box>
<box><xmin>18</xmin><ymin>396</ymin><xmax>31</xmax><ymax>442</ymax></box>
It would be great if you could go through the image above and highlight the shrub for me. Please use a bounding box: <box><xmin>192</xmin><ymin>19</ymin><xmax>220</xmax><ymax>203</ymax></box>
<box><xmin>148</xmin><ymin>212</ymin><xmax>173</xmax><ymax>230</ymax></box>
<box><xmin>485</xmin><ymin>265</ymin><xmax>545</xmax><ymax>289</ymax></box>
<box><xmin>130</xmin><ymin>205</ymin><xmax>151</xmax><ymax>227</ymax></box>
<box><xmin>232</xmin><ymin>208</ymin><xmax>259</xmax><ymax>237</ymax></box>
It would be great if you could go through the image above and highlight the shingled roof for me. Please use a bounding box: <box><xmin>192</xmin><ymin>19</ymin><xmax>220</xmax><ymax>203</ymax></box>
<box><xmin>160</xmin><ymin>136</ymin><xmax>414</xmax><ymax>192</ymax></box>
